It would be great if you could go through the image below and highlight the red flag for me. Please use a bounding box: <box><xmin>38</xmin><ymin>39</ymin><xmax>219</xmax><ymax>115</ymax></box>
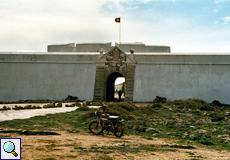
<box><xmin>115</xmin><ymin>17</ymin><xmax>120</xmax><ymax>23</ymax></box>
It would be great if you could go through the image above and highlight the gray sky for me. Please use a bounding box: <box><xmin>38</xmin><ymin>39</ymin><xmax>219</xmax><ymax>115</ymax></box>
<box><xmin>0</xmin><ymin>0</ymin><xmax>230</xmax><ymax>52</ymax></box>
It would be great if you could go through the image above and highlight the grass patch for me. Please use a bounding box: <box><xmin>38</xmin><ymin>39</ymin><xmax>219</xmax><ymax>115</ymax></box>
<box><xmin>1</xmin><ymin>99</ymin><xmax>230</xmax><ymax>151</ymax></box>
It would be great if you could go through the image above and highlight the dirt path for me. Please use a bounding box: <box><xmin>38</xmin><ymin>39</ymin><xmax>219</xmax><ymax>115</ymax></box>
<box><xmin>4</xmin><ymin>131</ymin><xmax>229</xmax><ymax>160</ymax></box>
<box><xmin>0</xmin><ymin>104</ymin><xmax>100</xmax><ymax>121</ymax></box>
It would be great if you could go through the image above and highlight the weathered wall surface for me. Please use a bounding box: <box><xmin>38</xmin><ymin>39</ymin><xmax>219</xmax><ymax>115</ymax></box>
<box><xmin>0</xmin><ymin>53</ymin><xmax>99</xmax><ymax>102</ymax></box>
<box><xmin>48</xmin><ymin>42</ymin><xmax>170</xmax><ymax>53</ymax></box>
<box><xmin>133</xmin><ymin>53</ymin><xmax>230</xmax><ymax>104</ymax></box>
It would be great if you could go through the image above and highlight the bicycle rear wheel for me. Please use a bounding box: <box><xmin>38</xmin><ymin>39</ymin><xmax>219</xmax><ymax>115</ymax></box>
<box><xmin>113</xmin><ymin>122</ymin><xmax>124</xmax><ymax>137</ymax></box>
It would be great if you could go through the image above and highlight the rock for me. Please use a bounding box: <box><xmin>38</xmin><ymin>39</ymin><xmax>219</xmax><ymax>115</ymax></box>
<box><xmin>65</xmin><ymin>103</ymin><xmax>75</xmax><ymax>107</ymax></box>
<box><xmin>44</xmin><ymin>102</ymin><xmax>57</xmax><ymax>108</ymax></box>
<box><xmin>24</xmin><ymin>105</ymin><xmax>32</xmax><ymax>109</ymax></box>
<box><xmin>196</xmin><ymin>118</ymin><xmax>212</xmax><ymax>124</ymax></box>
<box><xmin>152</xmin><ymin>133</ymin><xmax>158</xmax><ymax>137</ymax></box>
<box><xmin>196</xmin><ymin>129</ymin><xmax>208</xmax><ymax>134</ymax></box>
<box><xmin>183</xmin><ymin>132</ymin><xmax>188</xmax><ymax>138</ymax></box>
<box><xmin>56</xmin><ymin>102</ymin><xmax>62</xmax><ymax>107</ymax></box>
<box><xmin>218</xmin><ymin>134</ymin><xmax>229</xmax><ymax>138</ymax></box>
<box><xmin>224</xmin><ymin>138</ymin><xmax>230</xmax><ymax>142</ymax></box>
<box><xmin>75</xmin><ymin>102</ymin><xmax>81</xmax><ymax>106</ymax></box>
<box><xmin>211</xmin><ymin>128</ymin><xmax>217</xmax><ymax>132</ymax></box>
<box><xmin>225</xmin><ymin>112</ymin><xmax>230</xmax><ymax>116</ymax></box>
<box><xmin>145</xmin><ymin>128</ymin><xmax>160</xmax><ymax>133</ymax></box>
<box><xmin>0</xmin><ymin>106</ymin><xmax>11</xmax><ymax>111</ymax></box>
<box><xmin>32</xmin><ymin>106</ymin><xmax>42</xmax><ymax>109</ymax></box>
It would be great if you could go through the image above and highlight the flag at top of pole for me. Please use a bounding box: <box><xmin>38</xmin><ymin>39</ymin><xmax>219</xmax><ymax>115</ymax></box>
<box><xmin>115</xmin><ymin>17</ymin><xmax>121</xmax><ymax>23</ymax></box>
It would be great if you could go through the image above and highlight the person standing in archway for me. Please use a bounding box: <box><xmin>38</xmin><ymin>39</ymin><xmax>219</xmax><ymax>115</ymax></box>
<box><xmin>118</xmin><ymin>90</ymin><xmax>122</xmax><ymax>102</ymax></box>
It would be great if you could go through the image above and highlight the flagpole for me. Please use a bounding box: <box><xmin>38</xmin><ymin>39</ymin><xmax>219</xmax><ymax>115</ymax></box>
<box><xmin>115</xmin><ymin>17</ymin><xmax>121</xmax><ymax>43</ymax></box>
<box><xmin>119</xmin><ymin>17</ymin><xmax>121</xmax><ymax>43</ymax></box>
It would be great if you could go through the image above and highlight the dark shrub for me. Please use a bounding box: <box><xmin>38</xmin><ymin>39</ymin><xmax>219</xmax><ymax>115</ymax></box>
<box><xmin>200</xmin><ymin>105</ymin><xmax>214</xmax><ymax>111</ymax></box>
<box><xmin>211</xmin><ymin>116</ymin><xmax>225</xmax><ymax>122</ymax></box>
<box><xmin>151</xmin><ymin>103</ymin><xmax>163</xmax><ymax>108</ymax></box>
<box><xmin>211</xmin><ymin>100</ymin><xmax>222</xmax><ymax>107</ymax></box>
<box><xmin>153</xmin><ymin>96</ymin><xmax>167</xmax><ymax>103</ymax></box>
<box><xmin>200</xmin><ymin>138</ymin><xmax>214</xmax><ymax>145</ymax></box>
<box><xmin>190</xmin><ymin>110</ymin><xmax>202</xmax><ymax>116</ymax></box>
<box><xmin>65</xmin><ymin>95</ymin><xmax>78</xmax><ymax>101</ymax></box>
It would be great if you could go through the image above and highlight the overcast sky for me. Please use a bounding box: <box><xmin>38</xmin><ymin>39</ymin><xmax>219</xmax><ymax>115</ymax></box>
<box><xmin>0</xmin><ymin>0</ymin><xmax>230</xmax><ymax>52</ymax></box>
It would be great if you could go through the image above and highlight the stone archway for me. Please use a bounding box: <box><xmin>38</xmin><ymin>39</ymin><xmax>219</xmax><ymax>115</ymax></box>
<box><xmin>106</xmin><ymin>72</ymin><xmax>124</xmax><ymax>101</ymax></box>
<box><xmin>93</xmin><ymin>46</ymin><xmax>136</xmax><ymax>102</ymax></box>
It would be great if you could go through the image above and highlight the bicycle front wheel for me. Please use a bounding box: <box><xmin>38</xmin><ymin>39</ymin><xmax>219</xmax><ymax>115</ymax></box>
<box><xmin>89</xmin><ymin>120</ymin><xmax>104</xmax><ymax>135</ymax></box>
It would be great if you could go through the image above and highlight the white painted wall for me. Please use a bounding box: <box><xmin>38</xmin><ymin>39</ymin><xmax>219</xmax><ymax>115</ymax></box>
<box><xmin>1</xmin><ymin>52</ymin><xmax>230</xmax><ymax>104</ymax></box>
<box><xmin>133</xmin><ymin>53</ymin><xmax>230</xmax><ymax>104</ymax></box>
<box><xmin>0</xmin><ymin>53</ymin><xmax>98</xmax><ymax>101</ymax></box>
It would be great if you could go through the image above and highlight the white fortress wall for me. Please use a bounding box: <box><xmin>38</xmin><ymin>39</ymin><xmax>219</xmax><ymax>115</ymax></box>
<box><xmin>0</xmin><ymin>52</ymin><xmax>99</xmax><ymax>102</ymax></box>
<box><xmin>133</xmin><ymin>53</ymin><xmax>230</xmax><ymax>104</ymax></box>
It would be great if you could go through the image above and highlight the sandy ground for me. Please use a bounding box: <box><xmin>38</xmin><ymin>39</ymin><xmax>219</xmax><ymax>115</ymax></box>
<box><xmin>2</xmin><ymin>131</ymin><xmax>228</xmax><ymax>160</ymax></box>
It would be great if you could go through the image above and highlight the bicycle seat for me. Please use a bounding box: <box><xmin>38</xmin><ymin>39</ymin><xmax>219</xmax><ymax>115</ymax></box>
<box><xmin>108</xmin><ymin>116</ymin><xmax>121</xmax><ymax>121</ymax></box>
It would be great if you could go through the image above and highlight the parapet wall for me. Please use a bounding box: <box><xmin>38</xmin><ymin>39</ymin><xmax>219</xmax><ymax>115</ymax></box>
<box><xmin>47</xmin><ymin>43</ymin><xmax>112</xmax><ymax>52</ymax></box>
<box><xmin>47</xmin><ymin>42</ymin><xmax>170</xmax><ymax>53</ymax></box>
<box><xmin>115</xmin><ymin>43</ymin><xmax>170</xmax><ymax>52</ymax></box>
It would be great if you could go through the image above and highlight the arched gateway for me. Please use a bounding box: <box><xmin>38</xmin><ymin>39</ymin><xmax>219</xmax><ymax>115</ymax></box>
<box><xmin>93</xmin><ymin>46</ymin><xmax>136</xmax><ymax>102</ymax></box>
<box><xmin>106</xmin><ymin>72</ymin><xmax>124</xmax><ymax>101</ymax></box>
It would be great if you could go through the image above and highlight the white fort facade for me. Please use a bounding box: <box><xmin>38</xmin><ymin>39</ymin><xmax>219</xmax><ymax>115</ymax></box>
<box><xmin>1</xmin><ymin>42</ymin><xmax>230</xmax><ymax>103</ymax></box>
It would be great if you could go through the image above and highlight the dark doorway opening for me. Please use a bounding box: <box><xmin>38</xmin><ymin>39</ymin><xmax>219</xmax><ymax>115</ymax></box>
<box><xmin>106</xmin><ymin>72</ymin><xmax>125</xmax><ymax>102</ymax></box>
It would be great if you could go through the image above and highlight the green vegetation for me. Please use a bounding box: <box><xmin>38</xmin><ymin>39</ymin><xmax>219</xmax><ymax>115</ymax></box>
<box><xmin>0</xmin><ymin>99</ymin><xmax>230</xmax><ymax>151</ymax></box>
